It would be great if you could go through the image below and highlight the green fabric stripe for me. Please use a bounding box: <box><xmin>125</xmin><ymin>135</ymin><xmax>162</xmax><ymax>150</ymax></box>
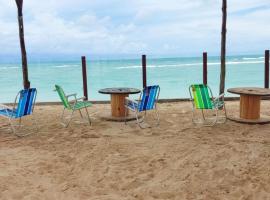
<box><xmin>200</xmin><ymin>85</ymin><xmax>209</xmax><ymax>109</ymax></box>
<box><xmin>202</xmin><ymin>85</ymin><xmax>212</xmax><ymax>109</ymax></box>
<box><xmin>195</xmin><ymin>85</ymin><xmax>204</xmax><ymax>108</ymax></box>
<box><xmin>74</xmin><ymin>101</ymin><xmax>92</xmax><ymax>110</ymax></box>
<box><xmin>55</xmin><ymin>85</ymin><xmax>71</xmax><ymax>109</ymax></box>
<box><xmin>192</xmin><ymin>85</ymin><xmax>202</xmax><ymax>109</ymax></box>
<box><xmin>191</xmin><ymin>84</ymin><xmax>213</xmax><ymax>109</ymax></box>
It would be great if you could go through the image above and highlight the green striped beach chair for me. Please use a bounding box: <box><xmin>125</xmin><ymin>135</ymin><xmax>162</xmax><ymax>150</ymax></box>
<box><xmin>189</xmin><ymin>84</ymin><xmax>227</xmax><ymax>126</ymax></box>
<box><xmin>54</xmin><ymin>85</ymin><xmax>92</xmax><ymax>127</ymax></box>
<box><xmin>0</xmin><ymin>88</ymin><xmax>38</xmax><ymax>136</ymax></box>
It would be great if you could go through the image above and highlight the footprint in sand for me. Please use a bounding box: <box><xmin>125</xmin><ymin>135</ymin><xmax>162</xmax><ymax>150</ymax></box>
<box><xmin>81</xmin><ymin>134</ymin><xmax>100</xmax><ymax>139</ymax></box>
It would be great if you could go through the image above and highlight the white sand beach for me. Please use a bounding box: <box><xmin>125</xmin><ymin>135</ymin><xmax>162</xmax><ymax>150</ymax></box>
<box><xmin>0</xmin><ymin>101</ymin><xmax>270</xmax><ymax>200</ymax></box>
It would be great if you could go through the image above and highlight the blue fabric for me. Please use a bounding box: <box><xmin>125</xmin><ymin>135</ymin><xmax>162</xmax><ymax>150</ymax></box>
<box><xmin>0</xmin><ymin>108</ymin><xmax>17</xmax><ymax>118</ymax></box>
<box><xmin>127</xmin><ymin>100</ymin><xmax>138</xmax><ymax>110</ymax></box>
<box><xmin>0</xmin><ymin>88</ymin><xmax>37</xmax><ymax>119</ymax></box>
<box><xmin>16</xmin><ymin>88</ymin><xmax>37</xmax><ymax>118</ymax></box>
<box><xmin>138</xmin><ymin>85</ymin><xmax>159</xmax><ymax>112</ymax></box>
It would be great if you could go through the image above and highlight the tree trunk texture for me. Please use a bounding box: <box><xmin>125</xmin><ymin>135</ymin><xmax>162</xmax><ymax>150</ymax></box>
<box><xmin>219</xmin><ymin>0</ymin><xmax>227</xmax><ymax>95</ymax></box>
<box><xmin>15</xmin><ymin>0</ymin><xmax>30</xmax><ymax>89</ymax></box>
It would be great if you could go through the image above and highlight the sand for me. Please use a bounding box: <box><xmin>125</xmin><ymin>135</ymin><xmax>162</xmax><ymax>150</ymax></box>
<box><xmin>0</xmin><ymin>101</ymin><xmax>270</xmax><ymax>200</ymax></box>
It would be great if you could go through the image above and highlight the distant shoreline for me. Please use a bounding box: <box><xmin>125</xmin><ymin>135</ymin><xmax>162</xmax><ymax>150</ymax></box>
<box><xmin>0</xmin><ymin>53</ymin><xmax>265</xmax><ymax>64</ymax></box>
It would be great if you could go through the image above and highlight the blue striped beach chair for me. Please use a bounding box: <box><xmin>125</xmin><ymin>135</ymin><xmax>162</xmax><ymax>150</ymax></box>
<box><xmin>0</xmin><ymin>88</ymin><xmax>38</xmax><ymax>136</ymax></box>
<box><xmin>124</xmin><ymin>85</ymin><xmax>160</xmax><ymax>128</ymax></box>
<box><xmin>189</xmin><ymin>84</ymin><xmax>226</xmax><ymax>126</ymax></box>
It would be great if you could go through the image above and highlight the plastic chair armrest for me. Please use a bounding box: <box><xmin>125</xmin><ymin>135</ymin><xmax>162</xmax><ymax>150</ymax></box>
<box><xmin>0</xmin><ymin>103</ymin><xmax>12</xmax><ymax>110</ymax></box>
<box><xmin>66</xmin><ymin>93</ymin><xmax>77</xmax><ymax>98</ymax></box>
<box><xmin>213</xmin><ymin>93</ymin><xmax>225</xmax><ymax>102</ymax></box>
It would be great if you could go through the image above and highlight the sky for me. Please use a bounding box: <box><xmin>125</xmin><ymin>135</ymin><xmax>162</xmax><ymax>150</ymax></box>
<box><xmin>0</xmin><ymin>0</ymin><xmax>269</xmax><ymax>58</ymax></box>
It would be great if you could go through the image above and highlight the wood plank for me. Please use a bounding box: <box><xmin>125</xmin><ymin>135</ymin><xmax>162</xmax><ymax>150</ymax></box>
<box><xmin>111</xmin><ymin>94</ymin><xmax>128</xmax><ymax>117</ymax></box>
<box><xmin>240</xmin><ymin>95</ymin><xmax>260</xmax><ymax>120</ymax></box>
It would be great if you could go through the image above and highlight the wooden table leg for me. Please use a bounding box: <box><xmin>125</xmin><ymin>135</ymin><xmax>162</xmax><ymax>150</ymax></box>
<box><xmin>240</xmin><ymin>95</ymin><xmax>261</xmax><ymax>120</ymax></box>
<box><xmin>111</xmin><ymin>94</ymin><xmax>128</xmax><ymax>117</ymax></box>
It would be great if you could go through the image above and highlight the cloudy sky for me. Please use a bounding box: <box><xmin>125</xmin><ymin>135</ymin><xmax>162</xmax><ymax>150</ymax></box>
<box><xmin>0</xmin><ymin>0</ymin><xmax>269</xmax><ymax>58</ymax></box>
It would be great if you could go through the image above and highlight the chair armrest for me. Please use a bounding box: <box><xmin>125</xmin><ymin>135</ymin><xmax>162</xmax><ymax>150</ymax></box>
<box><xmin>213</xmin><ymin>93</ymin><xmax>225</xmax><ymax>102</ymax></box>
<box><xmin>66</xmin><ymin>93</ymin><xmax>77</xmax><ymax>98</ymax></box>
<box><xmin>125</xmin><ymin>97</ymin><xmax>138</xmax><ymax>104</ymax></box>
<box><xmin>125</xmin><ymin>98</ymin><xmax>139</xmax><ymax>111</ymax></box>
<box><xmin>0</xmin><ymin>103</ymin><xmax>12</xmax><ymax>110</ymax></box>
<box><xmin>69</xmin><ymin>97</ymin><xmax>87</xmax><ymax>104</ymax></box>
<box><xmin>76</xmin><ymin>96</ymin><xmax>87</xmax><ymax>101</ymax></box>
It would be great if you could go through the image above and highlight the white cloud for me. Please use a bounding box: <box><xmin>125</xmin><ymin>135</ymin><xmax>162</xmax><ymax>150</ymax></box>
<box><xmin>0</xmin><ymin>0</ymin><xmax>269</xmax><ymax>57</ymax></box>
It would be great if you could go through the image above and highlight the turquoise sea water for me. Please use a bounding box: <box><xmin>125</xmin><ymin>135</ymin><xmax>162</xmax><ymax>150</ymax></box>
<box><xmin>0</xmin><ymin>55</ymin><xmax>266</xmax><ymax>103</ymax></box>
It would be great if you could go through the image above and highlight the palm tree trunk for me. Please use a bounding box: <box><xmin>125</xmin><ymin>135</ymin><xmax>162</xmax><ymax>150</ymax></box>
<box><xmin>219</xmin><ymin>0</ymin><xmax>227</xmax><ymax>95</ymax></box>
<box><xmin>15</xmin><ymin>0</ymin><xmax>30</xmax><ymax>89</ymax></box>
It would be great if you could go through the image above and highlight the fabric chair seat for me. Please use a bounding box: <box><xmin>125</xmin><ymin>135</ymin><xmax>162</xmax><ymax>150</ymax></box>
<box><xmin>0</xmin><ymin>108</ymin><xmax>17</xmax><ymax>118</ymax></box>
<box><xmin>189</xmin><ymin>84</ymin><xmax>227</xmax><ymax>126</ymax></box>
<box><xmin>73</xmin><ymin>101</ymin><xmax>92</xmax><ymax>110</ymax></box>
<box><xmin>127</xmin><ymin>100</ymin><xmax>139</xmax><ymax>110</ymax></box>
<box><xmin>212</xmin><ymin>100</ymin><xmax>224</xmax><ymax>109</ymax></box>
<box><xmin>124</xmin><ymin>85</ymin><xmax>160</xmax><ymax>128</ymax></box>
<box><xmin>54</xmin><ymin>85</ymin><xmax>92</xmax><ymax>127</ymax></box>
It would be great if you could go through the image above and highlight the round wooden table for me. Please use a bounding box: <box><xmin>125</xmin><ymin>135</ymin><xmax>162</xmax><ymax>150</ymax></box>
<box><xmin>227</xmin><ymin>87</ymin><xmax>270</xmax><ymax>124</ymax></box>
<box><xmin>99</xmin><ymin>88</ymin><xmax>140</xmax><ymax>121</ymax></box>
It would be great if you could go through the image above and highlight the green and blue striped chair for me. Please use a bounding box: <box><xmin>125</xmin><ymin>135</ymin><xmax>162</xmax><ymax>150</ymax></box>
<box><xmin>125</xmin><ymin>85</ymin><xmax>160</xmax><ymax>128</ymax></box>
<box><xmin>0</xmin><ymin>88</ymin><xmax>38</xmax><ymax>136</ymax></box>
<box><xmin>189</xmin><ymin>84</ymin><xmax>226</xmax><ymax>126</ymax></box>
<box><xmin>54</xmin><ymin>85</ymin><xmax>92</xmax><ymax>127</ymax></box>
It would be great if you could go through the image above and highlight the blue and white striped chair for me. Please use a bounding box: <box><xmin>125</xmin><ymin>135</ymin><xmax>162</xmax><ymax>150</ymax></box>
<box><xmin>0</xmin><ymin>88</ymin><xmax>38</xmax><ymax>136</ymax></box>
<box><xmin>124</xmin><ymin>85</ymin><xmax>160</xmax><ymax>128</ymax></box>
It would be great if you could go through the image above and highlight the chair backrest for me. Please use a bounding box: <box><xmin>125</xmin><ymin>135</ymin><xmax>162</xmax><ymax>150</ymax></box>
<box><xmin>138</xmin><ymin>85</ymin><xmax>160</xmax><ymax>112</ymax></box>
<box><xmin>16</xmin><ymin>88</ymin><xmax>37</xmax><ymax>118</ymax></box>
<box><xmin>55</xmin><ymin>85</ymin><xmax>71</xmax><ymax>109</ymax></box>
<box><xmin>189</xmin><ymin>84</ymin><xmax>213</xmax><ymax>109</ymax></box>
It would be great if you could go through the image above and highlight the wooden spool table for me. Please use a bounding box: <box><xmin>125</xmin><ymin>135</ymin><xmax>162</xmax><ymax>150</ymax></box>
<box><xmin>227</xmin><ymin>87</ymin><xmax>270</xmax><ymax>124</ymax></box>
<box><xmin>98</xmin><ymin>88</ymin><xmax>140</xmax><ymax>121</ymax></box>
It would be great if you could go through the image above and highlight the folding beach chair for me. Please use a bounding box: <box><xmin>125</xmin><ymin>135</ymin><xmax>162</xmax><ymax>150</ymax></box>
<box><xmin>0</xmin><ymin>88</ymin><xmax>38</xmax><ymax>136</ymax></box>
<box><xmin>189</xmin><ymin>84</ymin><xmax>227</xmax><ymax>126</ymax></box>
<box><xmin>124</xmin><ymin>85</ymin><xmax>160</xmax><ymax>128</ymax></box>
<box><xmin>54</xmin><ymin>85</ymin><xmax>92</xmax><ymax>127</ymax></box>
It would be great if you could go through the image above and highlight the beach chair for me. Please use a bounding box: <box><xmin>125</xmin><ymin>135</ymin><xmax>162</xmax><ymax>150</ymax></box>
<box><xmin>54</xmin><ymin>85</ymin><xmax>92</xmax><ymax>127</ymax></box>
<box><xmin>0</xmin><ymin>88</ymin><xmax>38</xmax><ymax>136</ymax></box>
<box><xmin>124</xmin><ymin>85</ymin><xmax>160</xmax><ymax>128</ymax></box>
<box><xmin>189</xmin><ymin>84</ymin><xmax>227</xmax><ymax>126</ymax></box>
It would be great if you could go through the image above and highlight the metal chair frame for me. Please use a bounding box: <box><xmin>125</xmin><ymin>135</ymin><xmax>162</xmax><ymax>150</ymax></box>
<box><xmin>189</xmin><ymin>85</ymin><xmax>227</xmax><ymax>126</ymax></box>
<box><xmin>59</xmin><ymin>94</ymin><xmax>92</xmax><ymax>127</ymax></box>
<box><xmin>0</xmin><ymin>89</ymin><xmax>38</xmax><ymax>137</ymax></box>
<box><xmin>124</xmin><ymin>86</ymin><xmax>160</xmax><ymax>128</ymax></box>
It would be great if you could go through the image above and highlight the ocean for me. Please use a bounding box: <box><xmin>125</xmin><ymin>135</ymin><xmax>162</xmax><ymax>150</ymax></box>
<box><xmin>0</xmin><ymin>55</ymin><xmax>266</xmax><ymax>103</ymax></box>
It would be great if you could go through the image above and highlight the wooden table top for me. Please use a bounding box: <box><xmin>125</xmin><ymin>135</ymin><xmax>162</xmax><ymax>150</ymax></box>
<box><xmin>99</xmin><ymin>87</ymin><xmax>141</xmax><ymax>95</ymax></box>
<box><xmin>227</xmin><ymin>87</ymin><xmax>270</xmax><ymax>96</ymax></box>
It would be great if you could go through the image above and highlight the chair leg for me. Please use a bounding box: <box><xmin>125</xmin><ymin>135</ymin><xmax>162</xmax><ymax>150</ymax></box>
<box><xmin>136</xmin><ymin>111</ymin><xmax>144</xmax><ymax>129</ymax></box>
<box><xmin>154</xmin><ymin>108</ymin><xmax>160</xmax><ymax>126</ymax></box>
<box><xmin>191</xmin><ymin>109</ymin><xmax>203</xmax><ymax>125</ymax></box>
<box><xmin>217</xmin><ymin>104</ymin><xmax>227</xmax><ymax>123</ymax></box>
<box><xmin>79</xmin><ymin>110</ymin><xmax>83</xmax><ymax>118</ymax></box>
<box><xmin>223</xmin><ymin>104</ymin><xmax>227</xmax><ymax>122</ymax></box>
<box><xmin>61</xmin><ymin>108</ymin><xmax>66</xmax><ymax>122</ymax></box>
<box><xmin>65</xmin><ymin>110</ymin><xmax>74</xmax><ymax>128</ymax></box>
<box><xmin>201</xmin><ymin>110</ymin><xmax>206</xmax><ymax>121</ymax></box>
<box><xmin>84</xmin><ymin>107</ymin><xmax>91</xmax><ymax>126</ymax></box>
<box><xmin>9</xmin><ymin>117</ymin><xmax>38</xmax><ymax>137</ymax></box>
<box><xmin>8</xmin><ymin>117</ymin><xmax>16</xmax><ymax>134</ymax></box>
<box><xmin>124</xmin><ymin>106</ymin><xmax>128</xmax><ymax>125</ymax></box>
